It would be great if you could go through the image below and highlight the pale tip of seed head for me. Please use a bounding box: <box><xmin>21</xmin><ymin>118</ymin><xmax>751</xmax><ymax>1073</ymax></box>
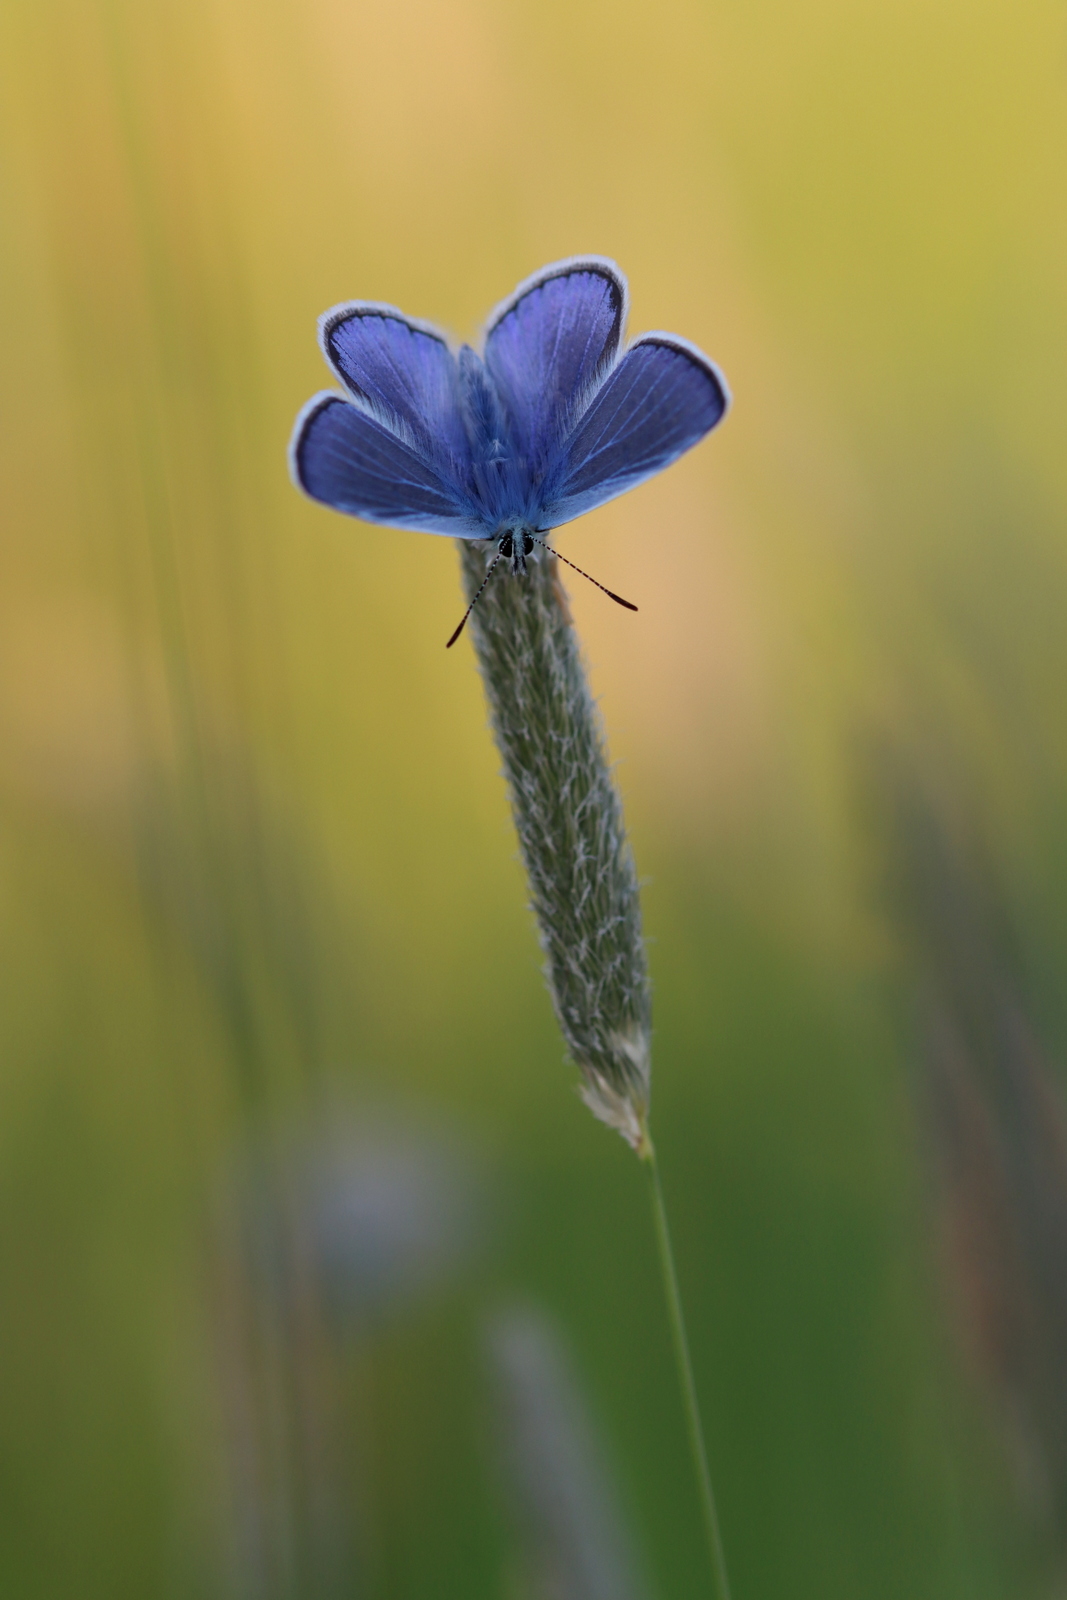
<box><xmin>579</xmin><ymin>1070</ymin><xmax>648</xmax><ymax>1152</ymax></box>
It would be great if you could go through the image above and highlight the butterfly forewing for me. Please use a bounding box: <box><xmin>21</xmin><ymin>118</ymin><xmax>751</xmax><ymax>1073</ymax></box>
<box><xmin>483</xmin><ymin>258</ymin><xmax>628</xmax><ymax>466</ymax></box>
<box><xmin>320</xmin><ymin>305</ymin><xmax>471</xmax><ymax>468</ymax></box>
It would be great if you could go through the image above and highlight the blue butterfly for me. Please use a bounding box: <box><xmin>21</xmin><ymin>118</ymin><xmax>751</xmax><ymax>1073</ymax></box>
<box><xmin>289</xmin><ymin>257</ymin><xmax>729</xmax><ymax>642</ymax></box>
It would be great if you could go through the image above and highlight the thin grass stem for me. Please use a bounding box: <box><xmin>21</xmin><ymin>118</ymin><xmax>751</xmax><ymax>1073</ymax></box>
<box><xmin>641</xmin><ymin>1131</ymin><xmax>732</xmax><ymax>1600</ymax></box>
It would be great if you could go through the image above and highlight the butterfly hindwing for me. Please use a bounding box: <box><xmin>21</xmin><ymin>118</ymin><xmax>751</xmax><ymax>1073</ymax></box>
<box><xmin>289</xmin><ymin>393</ymin><xmax>487</xmax><ymax>537</ymax></box>
<box><xmin>540</xmin><ymin>334</ymin><xmax>729</xmax><ymax>528</ymax></box>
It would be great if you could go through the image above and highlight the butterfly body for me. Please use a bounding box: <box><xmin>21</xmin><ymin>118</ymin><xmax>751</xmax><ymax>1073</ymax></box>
<box><xmin>290</xmin><ymin>257</ymin><xmax>729</xmax><ymax>549</ymax></box>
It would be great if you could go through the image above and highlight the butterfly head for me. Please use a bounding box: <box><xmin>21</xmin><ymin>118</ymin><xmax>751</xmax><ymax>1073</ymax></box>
<box><xmin>498</xmin><ymin>529</ymin><xmax>535</xmax><ymax>575</ymax></box>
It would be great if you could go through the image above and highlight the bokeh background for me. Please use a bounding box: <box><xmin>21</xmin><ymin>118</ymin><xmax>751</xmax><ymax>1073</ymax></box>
<box><xmin>2</xmin><ymin>0</ymin><xmax>1067</xmax><ymax>1595</ymax></box>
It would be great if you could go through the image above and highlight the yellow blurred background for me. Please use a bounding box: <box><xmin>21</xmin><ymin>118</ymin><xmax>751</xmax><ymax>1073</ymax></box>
<box><xmin>2</xmin><ymin>0</ymin><xmax>1067</xmax><ymax>1595</ymax></box>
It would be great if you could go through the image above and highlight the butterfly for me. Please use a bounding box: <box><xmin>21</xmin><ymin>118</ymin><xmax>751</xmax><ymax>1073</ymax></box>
<box><xmin>289</xmin><ymin>257</ymin><xmax>729</xmax><ymax>643</ymax></box>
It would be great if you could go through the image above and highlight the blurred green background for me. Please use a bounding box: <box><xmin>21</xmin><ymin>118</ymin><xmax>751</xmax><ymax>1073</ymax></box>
<box><xmin>2</xmin><ymin>0</ymin><xmax>1067</xmax><ymax>1595</ymax></box>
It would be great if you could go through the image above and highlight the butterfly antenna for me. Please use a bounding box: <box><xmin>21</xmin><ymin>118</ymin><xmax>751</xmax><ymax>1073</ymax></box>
<box><xmin>446</xmin><ymin>549</ymin><xmax>506</xmax><ymax>648</ymax></box>
<box><xmin>529</xmin><ymin>534</ymin><xmax>638</xmax><ymax>611</ymax></box>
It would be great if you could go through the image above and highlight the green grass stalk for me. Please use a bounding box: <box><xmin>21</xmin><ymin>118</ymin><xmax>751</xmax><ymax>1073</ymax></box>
<box><xmin>642</xmin><ymin>1130</ymin><xmax>732</xmax><ymax>1600</ymax></box>
<box><xmin>458</xmin><ymin>535</ymin><xmax>731</xmax><ymax>1595</ymax></box>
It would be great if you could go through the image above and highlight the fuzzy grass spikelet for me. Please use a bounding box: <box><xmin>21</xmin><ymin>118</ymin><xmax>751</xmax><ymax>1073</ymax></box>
<box><xmin>458</xmin><ymin>538</ymin><xmax>652</xmax><ymax>1149</ymax></box>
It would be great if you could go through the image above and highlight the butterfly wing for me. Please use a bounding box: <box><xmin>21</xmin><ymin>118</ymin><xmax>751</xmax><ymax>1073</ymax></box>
<box><xmin>319</xmin><ymin>303</ymin><xmax>471</xmax><ymax>471</ymax></box>
<box><xmin>483</xmin><ymin>258</ymin><xmax>628</xmax><ymax>467</ymax></box>
<box><xmin>538</xmin><ymin>334</ymin><xmax>729</xmax><ymax>528</ymax></box>
<box><xmin>289</xmin><ymin>392</ymin><xmax>488</xmax><ymax>537</ymax></box>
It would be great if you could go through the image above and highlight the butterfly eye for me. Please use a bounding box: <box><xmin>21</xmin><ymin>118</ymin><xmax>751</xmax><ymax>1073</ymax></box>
<box><xmin>522</xmin><ymin>533</ymin><xmax>534</xmax><ymax>556</ymax></box>
<box><xmin>499</xmin><ymin>533</ymin><xmax>514</xmax><ymax>559</ymax></box>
